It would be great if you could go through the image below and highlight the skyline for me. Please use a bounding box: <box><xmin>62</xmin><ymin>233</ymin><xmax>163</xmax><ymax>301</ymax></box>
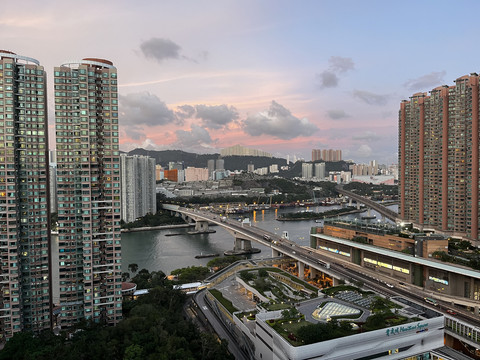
<box><xmin>2</xmin><ymin>1</ymin><xmax>480</xmax><ymax>164</ymax></box>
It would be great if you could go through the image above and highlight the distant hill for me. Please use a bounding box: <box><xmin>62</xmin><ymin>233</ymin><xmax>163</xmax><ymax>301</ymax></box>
<box><xmin>128</xmin><ymin>149</ymin><xmax>217</xmax><ymax>168</ymax></box>
<box><xmin>127</xmin><ymin>148</ymin><xmax>350</xmax><ymax>178</ymax></box>
<box><xmin>127</xmin><ymin>148</ymin><xmax>288</xmax><ymax>171</ymax></box>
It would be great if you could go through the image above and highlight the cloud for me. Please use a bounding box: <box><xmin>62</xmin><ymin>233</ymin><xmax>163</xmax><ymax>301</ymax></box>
<box><xmin>353</xmin><ymin>90</ymin><xmax>389</xmax><ymax>106</ymax></box>
<box><xmin>195</xmin><ymin>104</ymin><xmax>239</xmax><ymax>129</ymax></box>
<box><xmin>175</xmin><ymin>124</ymin><xmax>213</xmax><ymax>148</ymax></box>
<box><xmin>316</xmin><ymin>71</ymin><xmax>339</xmax><ymax>88</ymax></box>
<box><xmin>316</xmin><ymin>56</ymin><xmax>354</xmax><ymax>89</ymax></box>
<box><xmin>403</xmin><ymin>71</ymin><xmax>446</xmax><ymax>91</ymax></box>
<box><xmin>327</xmin><ymin>109</ymin><xmax>350</xmax><ymax>119</ymax></box>
<box><xmin>122</xmin><ymin>125</ymin><xmax>145</xmax><ymax>141</ymax></box>
<box><xmin>175</xmin><ymin>105</ymin><xmax>195</xmax><ymax>122</ymax></box>
<box><xmin>356</xmin><ymin>144</ymin><xmax>373</xmax><ymax>158</ymax></box>
<box><xmin>242</xmin><ymin>100</ymin><xmax>318</xmax><ymax>140</ymax></box>
<box><xmin>329</xmin><ymin>56</ymin><xmax>355</xmax><ymax>73</ymax></box>
<box><xmin>140</xmin><ymin>38</ymin><xmax>182</xmax><ymax>62</ymax></box>
<box><xmin>120</xmin><ymin>92</ymin><xmax>176</xmax><ymax>126</ymax></box>
<box><xmin>352</xmin><ymin>131</ymin><xmax>381</xmax><ymax>142</ymax></box>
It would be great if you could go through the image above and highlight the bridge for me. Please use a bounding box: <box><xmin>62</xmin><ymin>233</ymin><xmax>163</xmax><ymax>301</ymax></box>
<box><xmin>163</xmin><ymin>204</ymin><xmax>339</xmax><ymax>278</ymax></box>
<box><xmin>162</xmin><ymin>203</ymin><xmax>480</xmax><ymax>348</ymax></box>
<box><xmin>336</xmin><ymin>185</ymin><xmax>399</xmax><ymax>222</ymax></box>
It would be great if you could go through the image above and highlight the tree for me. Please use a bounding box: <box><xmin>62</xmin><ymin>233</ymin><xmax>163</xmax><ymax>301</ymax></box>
<box><xmin>258</xmin><ymin>268</ymin><xmax>268</xmax><ymax>278</ymax></box>
<box><xmin>124</xmin><ymin>344</ymin><xmax>143</xmax><ymax>360</ymax></box>
<box><xmin>128</xmin><ymin>263</ymin><xmax>139</xmax><ymax>274</ymax></box>
<box><xmin>239</xmin><ymin>270</ymin><xmax>255</xmax><ymax>282</ymax></box>
<box><xmin>170</xmin><ymin>266</ymin><xmax>210</xmax><ymax>283</ymax></box>
<box><xmin>281</xmin><ymin>307</ymin><xmax>299</xmax><ymax>320</ymax></box>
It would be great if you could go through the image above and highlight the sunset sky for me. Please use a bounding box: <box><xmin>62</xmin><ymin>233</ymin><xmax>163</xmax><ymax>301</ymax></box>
<box><xmin>2</xmin><ymin>0</ymin><xmax>480</xmax><ymax>164</ymax></box>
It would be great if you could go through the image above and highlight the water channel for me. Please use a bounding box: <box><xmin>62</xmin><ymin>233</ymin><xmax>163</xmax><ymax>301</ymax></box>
<box><xmin>119</xmin><ymin>204</ymin><xmax>396</xmax><ymax>275</ymax></box>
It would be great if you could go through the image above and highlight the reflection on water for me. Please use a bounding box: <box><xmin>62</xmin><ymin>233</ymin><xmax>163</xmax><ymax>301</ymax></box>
<box><xmin>121</xmin><ymin>204</ymin><xmax>397</xmax><ymax>275</ymax></box>
<box><xmin>49</xmin><ymin>204</ymin><xmax>398</xmax><ymax>299</ymax></box>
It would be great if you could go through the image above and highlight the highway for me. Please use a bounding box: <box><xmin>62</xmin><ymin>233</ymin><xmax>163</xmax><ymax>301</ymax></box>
<box><xmin>170</xmin><ymin>205</ymin><xmax>480</xmax><ymax>328</ymax></box>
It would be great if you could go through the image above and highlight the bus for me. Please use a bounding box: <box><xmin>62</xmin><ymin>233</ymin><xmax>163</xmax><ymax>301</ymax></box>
<box><xmin>424</xmin><ymin>297</ymin><xmax>438</xmax><ymax>306</ymax></box>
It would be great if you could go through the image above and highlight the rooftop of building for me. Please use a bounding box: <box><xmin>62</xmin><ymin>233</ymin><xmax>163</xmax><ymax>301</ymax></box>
<box><xmin>311</xmin><ymin>231</ymin><xmax>480</xmax><ymax>280</ymax></box>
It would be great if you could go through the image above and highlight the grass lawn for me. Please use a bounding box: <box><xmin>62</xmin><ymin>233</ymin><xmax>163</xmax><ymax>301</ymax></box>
<box><xmin>322</xmin><ymin>285</ymin><xmax>372</xmax><ymax>296</ymax></box>
<box><xmin>267</xmin><ymin>303</ymin><xmax>292</xmax><ymax>311</ymax></box>
<box><xmin>266</xmin><ymin>267</ymin><xmax>318</xmax><ymax>292</ymax></box>
<box><xmin>209</xmin><ymin>289</ymin><xmax>238</xmax><ymax>313</ymax></box>
<box><xmin>270</xmin><ymin>319</ymin><xmax>310</xmax><ymax>346</ymax></box>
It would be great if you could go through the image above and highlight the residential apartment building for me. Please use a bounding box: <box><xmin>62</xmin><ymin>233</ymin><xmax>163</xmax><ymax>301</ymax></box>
<box><xmin>399</xmin><ymin>73</ymin><xmax>480</xmax><ymax>243</ymax></box>
<box><xmin>312</xmin><ymin>148</ymin><xmax>342</xmax><ymax>162</ymax></box>
<box><xmin>301</xmin><ymin>162</ymin><xmax>313</xmax><ymax>179</ymax></box>
<box><xmin>120</xmin><ymin>154</ymin><xmax>156</xmax><ymax>223</ymax></box>
<box><xmin>155</xmin><ymin>164</ymin><xmax>163</xmax><ymax>181</ymax></box>
<box><xmin>220</xmin><ymin>144</ymin><xmax>272</xmax><ymax>157</ymax></box>
<box><xmin>184</xmin><ymin>167</ymin><xmax>209</xmax><ymax>182</ymax></box>
<box><xmin>314</xmin><ymin>162</ymin><xmax>325</xmax><ymax>179</ymax></box>
<box><xmin>0</xmin><ymin>51</ymin><xmax>51</xmax><ymax>339</ymax></box>
<box><xmin>207</xmin><ymin>159</ymin><xmax>215</xmax><ymax>179</ymax></box>
<box><xmin>55</xmin><ymin>58</ymin><xmax>122</xmax><ymax>327</ymax></box>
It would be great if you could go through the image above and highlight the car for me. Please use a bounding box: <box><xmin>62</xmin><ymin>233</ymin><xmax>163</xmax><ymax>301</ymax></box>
<box><xmin>446</xmin><ymin>309</ymin><xmax>457</xmax><ymax>315</ymax></box>
<box><xmin>386</xmin><ymin>283</ymin><xmax>394</xmax><ymax>288</ymax></box>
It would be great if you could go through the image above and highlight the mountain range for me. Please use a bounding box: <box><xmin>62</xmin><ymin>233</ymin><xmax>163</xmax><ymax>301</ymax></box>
<box><xmin>127</xmin><ymin>148</ymin><xmax>350</xmax><ymax>178</ymax></box>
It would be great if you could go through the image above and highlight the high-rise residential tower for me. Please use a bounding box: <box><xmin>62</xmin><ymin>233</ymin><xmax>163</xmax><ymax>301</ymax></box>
<box><xmin>399</xmin><ymin>73</ymin><xmax>480</xmax><ymax>244</ymax></box>
<box><xmin>55</xmin><ymin>58</ymin><xmax>122</xmax><ymax>327</ymax></box>
<box><xmin>0</xmin><ymin>51</ymin><xmax>51</xmax><ymax>339</ymax></box>
<box><xmin>120</xmin><ymin>154</ymin><xmax>156</xmax><ymax>223</ymax></box>
<box><xmin>312</xmin><ymin>148</ymin><xmax>342</xmax><ymax>162</ymax></box>
<box><xmin>302</xmin><ymin>162</ymin><xmax>313</xmax><ymax>179</ymax></box>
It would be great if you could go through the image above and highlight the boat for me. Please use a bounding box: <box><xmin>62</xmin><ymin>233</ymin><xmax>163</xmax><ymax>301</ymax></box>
<box><xmin>195</xmin><ymin>253</ymin><xmax>219</xmax><ymax>259</ymax></box>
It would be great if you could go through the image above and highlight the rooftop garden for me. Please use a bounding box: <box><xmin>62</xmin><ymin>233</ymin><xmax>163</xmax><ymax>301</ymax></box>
<box><xmin>434</xmin><ymin>238</ymin><xmax>480</xmax><ymax>270</ymax></box>
<box><xmin>277</xmin><ymin>206</ymin><xmax>362</xmax><ymax>221</ymax></box>
<box><xmin>238</xmin><ymin>267</ymin><xmax>317</xmax><ymax>307</ymax></box>
<box><xmin>208</xmin><ymin>288</ymin><xmax>238</xmax><ymax>313</ymax></box>
<box><xmin>266</xmin><ymin>285</ymin><xmax>414</xmax><ymax>346</ymax></box>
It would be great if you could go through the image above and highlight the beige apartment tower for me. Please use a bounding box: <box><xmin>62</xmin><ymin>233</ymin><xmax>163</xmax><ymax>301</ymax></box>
<box><xmin>399</xmin><ymin>73</ymin><xmax>480</xmax><ymax>244</ymax></box>
<box><xmin>55</xmin><ymin>58</ymin><xmax>122</xmax><ymax>327</ymax></box>
<box><xmin>312</xmin><ymin>148</ymin><xmax>342</xmax><ymax>162</ymax></box>
<box><xmin>0</xmin><ymin>51</ymin><xmax>51</xmax><ymax>340</ymax></box>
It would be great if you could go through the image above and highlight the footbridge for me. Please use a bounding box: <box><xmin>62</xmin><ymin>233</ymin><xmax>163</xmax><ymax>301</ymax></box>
<box><xmin>336</xmin><ymin>185</ymin><xmax>399</xmax><ymax>222</ymax></box>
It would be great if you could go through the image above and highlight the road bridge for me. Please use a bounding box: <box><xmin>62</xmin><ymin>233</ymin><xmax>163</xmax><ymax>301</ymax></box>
<box><xmin>163</xmin><ymin>204</ymin><xmax>339</xmax><ymax>278</ymax></box>
<box><xmin>336</xmin><ymin>185</ymin><xmax>399</xmax><ymax>222</ymax></box>
<box><xmin>162</xmin><ymin>204</ymin><xmax>480</xmax><ymax>346</ymax></box>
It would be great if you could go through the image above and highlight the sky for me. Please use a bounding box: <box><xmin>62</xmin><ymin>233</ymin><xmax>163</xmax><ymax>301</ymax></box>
<box><xmin>2</xmin><ymin>0</ymin><xmax>480</xmax><ymax>164</ymax></box>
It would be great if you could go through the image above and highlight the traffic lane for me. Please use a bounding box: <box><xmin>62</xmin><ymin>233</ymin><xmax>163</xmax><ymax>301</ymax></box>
<box><xmin>194</xmin><ymin>290</ymin><xmax>249</xmax><ymax>360</ymax></box>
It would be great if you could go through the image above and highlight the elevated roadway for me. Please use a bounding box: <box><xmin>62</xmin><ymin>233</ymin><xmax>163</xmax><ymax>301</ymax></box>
<box><xmin>163</xmin><ymin>204</ymin><xmax>480</xmax><ymax>346</ymax></box>
<box><xmin>336</xmin><ymin>185</ymin><xmax>399</xmax><ymax>222</ymax></box>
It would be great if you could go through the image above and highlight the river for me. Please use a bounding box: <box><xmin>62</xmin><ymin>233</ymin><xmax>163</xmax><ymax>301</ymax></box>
<box><xmin>119</xmin><ymin>204</ymin><xmax>397</xmax><ymax>275</ymax></box>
